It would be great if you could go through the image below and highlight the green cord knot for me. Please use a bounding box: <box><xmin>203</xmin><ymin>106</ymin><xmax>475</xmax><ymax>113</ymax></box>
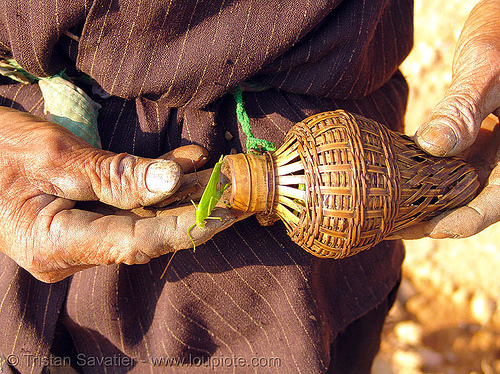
<box><xmin>233</xmin><ymin>85</ymin><xmax>276</xmax><ymax>153</ymax></box>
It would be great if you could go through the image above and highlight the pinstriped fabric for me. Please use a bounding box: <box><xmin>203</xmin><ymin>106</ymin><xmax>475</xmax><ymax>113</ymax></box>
<box><xmin>257</xmin><ymin>0</ymin><xmax>412</xmax><ymax>101</ymax></box>
<box><xmin>0</xmin><ymin>0</ymin><xmax>87</xmax><ymax>75</ymax></box>
<box><xmin>75</xmin><ymin>0</ymin><xmax>340</xmax><ymax>107</ymax></box>
<box><xmin>0</xmin><ymin>79</ymin><xmax>46</xmax><ymax>114</ymax></box>
<box><xmin>0</xmin><ymin>0</ymin><xmax>412</xmax><ymax>372</ymax></box>
<box><xmin>0</xmin><ymin>254</ymin><xmax>68</xmax><ymax>374</ymax></box>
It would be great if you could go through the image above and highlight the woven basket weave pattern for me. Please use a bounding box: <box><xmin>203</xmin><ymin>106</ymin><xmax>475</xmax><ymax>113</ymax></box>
<box><xmin>271</xmin><ymin>110</ymin><xmax>479</xmax><ymax>259</ymax></box>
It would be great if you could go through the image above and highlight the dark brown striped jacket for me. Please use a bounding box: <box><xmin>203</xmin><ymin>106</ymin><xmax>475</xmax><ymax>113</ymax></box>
<box><xmin>0</xmin><ymin>0</ymin><xmax>412</xmax><ymax>372</ymax></box>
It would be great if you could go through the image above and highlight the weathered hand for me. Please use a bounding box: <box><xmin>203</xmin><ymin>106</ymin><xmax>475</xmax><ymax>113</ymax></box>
<box><xmin>0</xmin><ymin>107</ymin><xmax>239</xmax><ymax>282</ymax></box>
<box><xmin>394</xmin><ymin>0</ymin><xmax>500</xmax><ymax>240</ymax></box>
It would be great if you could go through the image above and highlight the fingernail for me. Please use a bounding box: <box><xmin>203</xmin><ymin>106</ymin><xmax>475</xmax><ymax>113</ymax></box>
<box><xmin>428</xmin><ymin>230</ymin><xmax>452</xmax><ymax>239</ymax></box>
<box><xmin>417</xmin><ymin>124</ymin><xmax>457</xmax><ymax>157</ymax></box>
<box><xmin>195</xmin><ymin>156</ymin><xmax>209</xmax><ymax>169</ymax></box>
<box><xmin>145</xmin><ymin>160</ymin><xmax>183</xmax><ymax>194</ymax></box>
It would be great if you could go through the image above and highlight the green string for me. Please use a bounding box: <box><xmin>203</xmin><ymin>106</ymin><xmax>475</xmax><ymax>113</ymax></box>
<box><xmin>233</xmin><ymin>85</ymin><xmax>276</xmax><ymax>153</ymax></box>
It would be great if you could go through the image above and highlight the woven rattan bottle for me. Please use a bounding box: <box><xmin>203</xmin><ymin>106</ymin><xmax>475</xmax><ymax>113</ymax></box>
<box><xmin>220</xmin><ymin>110</ymin><xmax>480</xmax><ymax>259</ymax></box>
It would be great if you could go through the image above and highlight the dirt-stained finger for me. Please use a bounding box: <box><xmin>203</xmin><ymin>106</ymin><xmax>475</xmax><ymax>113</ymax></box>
<box><xmin>159</xmin><ymin>145</ymin><xmax>209</xmax><ymax>173</ymax></box>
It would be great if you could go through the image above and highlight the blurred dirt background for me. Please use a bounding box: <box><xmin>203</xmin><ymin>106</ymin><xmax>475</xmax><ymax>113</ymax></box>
<box><xmin>374</xmin><ymin>0</ymin><xmax>500</xmax><ymax>373</ymax></box>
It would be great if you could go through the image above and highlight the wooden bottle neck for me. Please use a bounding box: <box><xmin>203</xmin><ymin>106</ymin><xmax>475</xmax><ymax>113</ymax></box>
<box><xmin>221</xmin><ymin>153</ymin><xmax>277</xmax><ymax>213</ymax></box>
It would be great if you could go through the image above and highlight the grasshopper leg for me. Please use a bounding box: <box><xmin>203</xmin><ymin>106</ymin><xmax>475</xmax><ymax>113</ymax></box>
<box><xmin>187</xmin><ymin>223</ymin><xmax>197</xmax><ymax>251</ymax></box>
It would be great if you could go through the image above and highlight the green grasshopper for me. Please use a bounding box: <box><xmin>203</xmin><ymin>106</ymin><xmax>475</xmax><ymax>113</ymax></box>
<box><xmin>187</xmin><ymin>155</ymin><xmax>230</xmax><ymax>250</ymax></box>
<box><xmin>161</xmin><ymin>155</ymin><xmax>230</xmax><ymax>278</ymax></box>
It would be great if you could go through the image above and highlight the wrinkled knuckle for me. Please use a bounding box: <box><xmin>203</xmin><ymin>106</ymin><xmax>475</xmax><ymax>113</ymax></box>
<box><xmin>434</xmin><ymin>89</ymin><xmax>479</xmax><ymax>141</ymax></box>
<box><xmin>115</xmin><ymin>153</ymin><xmax>138</xmax><ymax>176</ymax></box>
<box><xmin>91</xmin><ymin>153</ymin><xmax>143</xmax><ymax>209</ymax></box>
<box><xmin>113</xmin><ymin>153</ymin><xmax>142</xmax><ymax>188</ymax></box>
<box><xmin>452</xmin><ymin>91</ymin><xmax>478</xmax><ymax>127</ymax></box>
<box><xmin>454</xmin><ymin>40</ymin><xmax>500</xmax><ymax>108</ymax></box>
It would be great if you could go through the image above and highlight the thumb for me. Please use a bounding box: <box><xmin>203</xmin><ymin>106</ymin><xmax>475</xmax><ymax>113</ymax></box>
<box><xmin>414</xmin><ymin>89</ymin><xmax>481</xmax><ymax>157</ymax></box>
<box><xmin>414</xmin><ymin>70</ymin><xmax>500</xmax><ymax>157</ymax></box>
<box><xmin>414</xmin><ymin>64</ymin><xmax>500</xmax><ymax>157</ymax></box>
<box><xmin>48</xmin><ymin>149</ymin><xmax>185</xmax><ymax>209</ymax></box>
<box><xmin>88</xmin><ymin>153</ymin><xmax>185</xmax><ymax>209</ymax></box>
<box><xmin>414</xmin><ymin>0</ymin><xmax>500</xmax><ymax>157</ymax></box>
<box><xmin>0</xmin><ymin>106</ymin><xmax>195</xmax><ymax>209</ymax></box>
<box><xmin>67</xmin><ymin>145</ymin><xmax>209</xmax><ymax>209</ymax></box>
